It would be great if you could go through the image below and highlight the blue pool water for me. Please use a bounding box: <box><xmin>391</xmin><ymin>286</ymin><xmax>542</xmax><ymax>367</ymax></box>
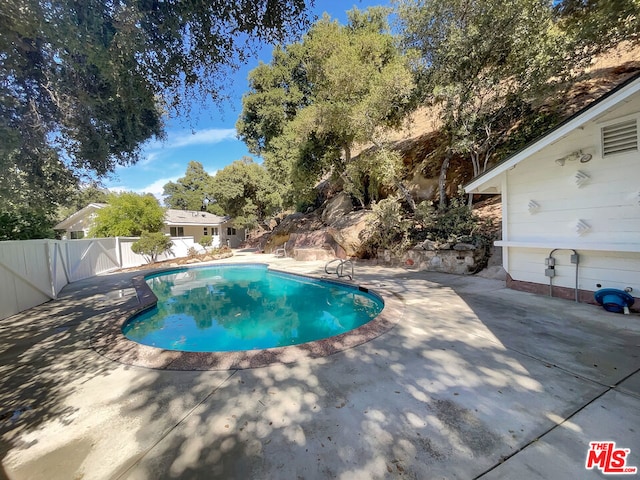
<box><xmin>122</xmin><ymin>264</ymin><xmax>384</xmax><ymax>352</ymax></box>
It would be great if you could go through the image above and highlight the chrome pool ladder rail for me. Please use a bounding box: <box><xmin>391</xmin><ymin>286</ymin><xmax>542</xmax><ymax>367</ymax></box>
<box><xmin>325</xmin><ymin>258</ymin><xmax>354</xmax><ymax>281</ymax></box>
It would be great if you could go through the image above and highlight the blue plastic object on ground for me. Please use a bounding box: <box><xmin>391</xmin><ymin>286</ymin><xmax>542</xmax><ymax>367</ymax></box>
<box><xmin>594</xmin><ymin>288</ymin><xmax>635</xmax><ymax>313</ymax></box>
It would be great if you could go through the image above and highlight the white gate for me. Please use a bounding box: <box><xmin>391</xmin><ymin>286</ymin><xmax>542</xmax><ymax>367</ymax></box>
<box><xmin>0</xmin><ymin>236</ymin><xmax>200</xmax><ymax>320</ymax></box>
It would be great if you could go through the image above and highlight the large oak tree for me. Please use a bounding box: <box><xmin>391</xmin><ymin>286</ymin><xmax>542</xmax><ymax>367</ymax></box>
<box><xmin>0</xmin><ymin>0</ymin><xmax>310</xmax><ymax>239</ymax></box>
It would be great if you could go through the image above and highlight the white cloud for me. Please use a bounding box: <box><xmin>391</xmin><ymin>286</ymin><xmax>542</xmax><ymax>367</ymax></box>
<box><xmin>107</xmin><ymin>175</ymin><xmax>181</xmax><ymax>203</ymax></box>
<box><xmin>168</xmin><ymin>128</ymin><xmax>237</xmax><ymax>148</ymax></box>
<box><xmin>137</xmin><ymin>176</ymin><xmax>181</xmax><ymax>200</ymax></box>
<box><xmin>137</xmin><ymin>128</ymin><xmax>237</xmax><ymax>168</ymax></box>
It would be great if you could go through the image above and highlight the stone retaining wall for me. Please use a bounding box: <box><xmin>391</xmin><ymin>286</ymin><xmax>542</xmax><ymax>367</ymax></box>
<box><xmin>378</xmin><ymin>245</ymin><xmax>483</xmax><ymax>275</ymax></box>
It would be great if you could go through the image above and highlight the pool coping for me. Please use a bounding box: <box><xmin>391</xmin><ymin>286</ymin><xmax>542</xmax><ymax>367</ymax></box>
<box><xmin>90</xmin><ymin>263</ymin><xmax>404</xmax><ymax>370</ymax></box>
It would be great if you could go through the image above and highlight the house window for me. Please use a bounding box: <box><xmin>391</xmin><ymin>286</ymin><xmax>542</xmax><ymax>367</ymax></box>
<box><xmin>212</xmin><ymin>227</ymin><xmax>219</xmax><ymax>236</ymax></box>
<box><xmin>70</xmin><ymin>231</ymin><xmax>85</xmax><ymax>239</ymax></box>
<box><xmin>170</xmin><ymin>227</ymin><xmax>184</xmax><ymax>237</ymax></box>
<box><xmin>602</xmin><ymin>119</ymin><xmax>638</xmax><ymax>157</ymax></box>
<box><xmin>204</xmin><ymin>227</ymin><xmax>208</xmax><ymax>236</ymax></box>
<box><xmin>227</xmin><ymin>227</ymin><xmax>237</xmax><ymax>236</ymax></box>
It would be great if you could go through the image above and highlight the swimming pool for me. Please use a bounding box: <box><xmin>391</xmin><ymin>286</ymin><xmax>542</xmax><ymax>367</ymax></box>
<box><xmin>122</xmin><ymin>264</ymin><xmax>384</xmax><ymax>352</ymax></box>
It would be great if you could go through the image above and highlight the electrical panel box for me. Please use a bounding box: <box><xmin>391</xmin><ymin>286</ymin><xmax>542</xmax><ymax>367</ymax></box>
<box><xmin>570</xmin><ymin>254</ymin><xmax>579</xmax><ymax>264</ymax></box>
<box><xmin>545</xmin><ymin>267</ymin><xmax>556</xmax><ymax>277</ymax></box>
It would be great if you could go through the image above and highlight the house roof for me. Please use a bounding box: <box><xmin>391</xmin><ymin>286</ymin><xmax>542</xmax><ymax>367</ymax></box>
<box><xmin>55</xmin><ymin>203</ymin><xmax>230</xmax><ymax>230</ymax></box>
<box><xmin>164</xmin><ymin>209</ymin><xmax>229</xmax><ymax>226</ymax></box>
<box><xmin>465</xmin><ymin>72</ymin><xmax>640</xmax><ymax>194</ymax></box>
<box><xmin>54</xmin><ymin>203</ymin><xmax>106</xmax><ymax>230</ymax></box>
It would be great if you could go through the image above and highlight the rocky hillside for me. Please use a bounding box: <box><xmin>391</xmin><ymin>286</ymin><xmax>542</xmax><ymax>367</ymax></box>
<box><xmin>246</xmin><ymin>44</ymin><xmax>640</xmax><ymax>265</ymax></box>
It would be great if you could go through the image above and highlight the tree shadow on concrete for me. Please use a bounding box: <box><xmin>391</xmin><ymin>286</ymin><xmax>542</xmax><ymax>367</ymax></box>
<box><xmin>112</xmin><ymin>268</ymin><xmax>615</xmax><ymax>479</ymax></box>
<box><xmin>0</xmin><ymin>270</ymin><xmax>152</xmax><ymax>478</ymax></box>
<box><xmin>3</xmin><ymin>265</ymin><xmax>636</xmax><ymax>479</ymax></box>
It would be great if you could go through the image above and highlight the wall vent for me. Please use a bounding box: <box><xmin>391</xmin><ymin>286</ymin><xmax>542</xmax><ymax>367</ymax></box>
<box><xmin>601</xmin><ymin>119</ymin><xmax>638</xmax><ymax>156</ymax></box>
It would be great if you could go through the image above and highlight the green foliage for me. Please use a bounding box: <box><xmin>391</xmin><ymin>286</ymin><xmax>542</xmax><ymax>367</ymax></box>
<box><xmin>343</xmin><ymin>148</ymin><xmax>404</xmax><ymax>206</ymax></box>
<box><xmin>0</xmin><ymin>149</ymin><xmax>78</xmax><ymax>239</ymax></box>
<box><xmin>1</xmin><ymin>0</ymin><xmax>310</xmax><ymax>239</ymax></box>
<box><xmin>414</xmin><ymin>190</ymin><xmax>495</xmax><ymax>247</ymax></box>
<box><xmin>364</xmin><ymin>197</ymin><xmax>412</xmax><ymax>256</ymax></box>
<box><xmin>57</xmin><ymin>184</ymin><xmax>109</xmax><ymax>223</ymax></box>
<box><xmin>0</xmin><ymin>207</ymin><xmax>56</xmax><ymax>241</ymax></box>
<box><xmin>397</xmin><ymin>0</ymin><xmax>573</xmax><ymax>205</ymax></box>
<box><xmin>90</xmin><ymin>193</ymin><xmax>166</xmax><ymax>237</ymax></box>
<box><xmin>555</xmin><ymin>0</ymin><xmax>640</xmax><ymax>55</ymax></box>
<box><xmin>163</xmin><ymin>161</ymin><xmax>213</xmax><ymax>212</ymax></box>
<box><xmin>238</xmin><ymin>8</ymin><xmax>415</xmax><ymax>208</ymax></box>
<box><xmin>199</xmin><ymin>235</ymin><xmax>213</xmax><ymax>248</ymax></box>
<box><xmin>209</xmin><ymin>158</ymin><xmax>282</xmax><ymax>229</ymax></box>
<box><xmin>131</xmin><ymin>232</ymin><xmax>173</xmax><ymax>264</ymax></box>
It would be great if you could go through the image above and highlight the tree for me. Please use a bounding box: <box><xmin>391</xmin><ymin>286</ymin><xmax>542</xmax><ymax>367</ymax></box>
<box><xmin>397</xmin><ymin>0</ymin><xmax>569</xmax><ymax>207</ymax></box>
<box><xmin>0</xmin><ymin>0</ymin><xmax>311</xmax><ymax>239</ymax></box>
<box><xmin>131</xmin><ymin>232</ymin><xmax>173</xmax><ymax>263</ymax></box>
<box><xmin>554</xmin><ymin>0</ymin><xmax>640</xmax><ymax>54</ymax></box>
<box><xmin>199</xmin><ymin>235</ymin><xmax>213</xmax><ymax>248</ymax></box>
<box><xmin>293</xmin><ymin>8</ymin><xmax>415</xmax><ymax>206</ymax></box>
<box><xmin>237</xmin><ymin>8</ymin><xmax>416</xmax><ymax>208</ymax></box>
<box><xmin>209</xmin><ymin>158</ymin><xmax>283</xmax><ymax>229</ymax></box>
<box><xmin>163</xmin><ymin>161</ymin><xmax>214</xmax><ymax>212</ymax></box>
<box><xmin>90</xmin><ymin>192</ymin><xmax>166</xmax><ymax>237</ymax></box>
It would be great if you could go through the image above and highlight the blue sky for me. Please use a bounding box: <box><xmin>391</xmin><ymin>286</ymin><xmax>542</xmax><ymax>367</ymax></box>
<box><xmin>105</xmin><ymin>0</ymin><xmax>390</xmax><ymax>202</ymax></box>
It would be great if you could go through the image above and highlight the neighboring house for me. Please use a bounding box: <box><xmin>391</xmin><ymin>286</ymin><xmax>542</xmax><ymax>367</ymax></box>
<box><xmin>465</xmin><ymin>73</ymin><xmax>640</xmax><ymax>303</ymax></box>
<box><xmin>162</xmin><ymin>209</ymin><xmax>245</xmax><ymax>248</ymax></box>
<box><xmin>55</xmin><ymin>206</ymin><xmax>246</xmax><ymax>248</ymax></box>
<box><xmin>54</xmin><ymin>203</ymin><xmax>106</xmax><ymax>239</ymax></box>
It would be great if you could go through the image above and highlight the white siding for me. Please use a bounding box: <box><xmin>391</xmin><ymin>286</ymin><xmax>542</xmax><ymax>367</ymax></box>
<box><xmin>508</xmin><ymin>248</ymin><xmax>640</xmax><ymax>294</ymax></box>
<box><xmin>501</xmin><ymin>93</ymin><xmax>640</xmax><ymax>294</ymax></box>
<box><xmin>505</xmin><ymin>115</ymin><xmax>640</xmax><ymax>246</ymax></box>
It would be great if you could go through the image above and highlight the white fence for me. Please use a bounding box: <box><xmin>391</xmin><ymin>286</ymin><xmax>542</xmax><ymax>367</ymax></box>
<box><xmin>0</xmin><ymin>236</ymin><xmax>202</xmax><ymax>320</ymax></box>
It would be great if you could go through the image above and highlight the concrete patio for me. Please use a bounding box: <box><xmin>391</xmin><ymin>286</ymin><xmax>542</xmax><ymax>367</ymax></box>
<box><xmin>1</xmin><ymin>251</ymin><xmax>639</xmax><ymax>479</ymax></box>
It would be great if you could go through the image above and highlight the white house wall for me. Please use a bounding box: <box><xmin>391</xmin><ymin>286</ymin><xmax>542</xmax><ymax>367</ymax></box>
<box><xmin>507</xmin><ymin>248</ymin><xmax>640</xmax><ymax>295</ymax></box>
<box><xmin>502</xmin><ymin>94</ymin><xmax>640</xmax><ymax>295</ymax></box>
<box><xmin>163</xmin><ymin>225</ymin><xmax>221</xmax><ymax>246</ymax></box>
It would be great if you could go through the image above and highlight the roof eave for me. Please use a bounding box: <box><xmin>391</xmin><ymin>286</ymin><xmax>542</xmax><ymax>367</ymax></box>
<box><xmin>464</xmin><ymin>73</ymin><xmax>640</xmax><ymax>194</ymax></box>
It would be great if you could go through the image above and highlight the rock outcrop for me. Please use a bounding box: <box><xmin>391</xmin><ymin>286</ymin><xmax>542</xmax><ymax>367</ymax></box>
<box><xmin>263</xmin><ymin>196</ymin><xmax>373</xmax><ymax>261</ymax></box>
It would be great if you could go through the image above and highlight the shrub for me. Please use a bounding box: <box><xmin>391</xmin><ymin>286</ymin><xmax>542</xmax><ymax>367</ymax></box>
<box><xmin>131</xmin><ymin>232</ymin><xmax>173</xmax><ymax>263</ymax></box>
<box><xmin>186</xmin><ymin>246</ymin><xmax>199</xmax><ymax>258</ymax></box>
<box><xmin>199</xmin><ymin>235</ymin><xmax>212</xmax><ymax>247</ymax></box>
<box><xmin>363</xmin><ymin>197</ymin><xmax>412</xmax><ymax>256</ymax></box>
<box><xmin>414</xmin><ymin>188</ymin><xmax>494</xmax><ymax>245</ymax></box>
<box><xmin>412</xmin><ymin>189</ymin><xmax>497</xmax><ymax>271</ymax></box>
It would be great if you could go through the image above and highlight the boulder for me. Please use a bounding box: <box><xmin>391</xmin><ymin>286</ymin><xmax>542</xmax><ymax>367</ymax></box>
<box><xmin>327</xmin><ymin>210</ymin><xmax>372</xmax><ymax>258</ymax></box>
<box><xmin>407</xmin><ymin>172</ymin><xmax>438</xmax><ymax>202</ymax></box>
<box><xmin>293</xmin><ymin>247</ymin><xmax>336</xmax><ymax>261</ymax></box>
<box><xmin>476</xmin><ymin>265</ymin><xmax>507</xmax><ymax>280</ymax></box>
<box><xmin>419</xmin><ymin>239</ymin><xmax>437</xmax><ymax>251</ymax></box>
<box><xmin>264</xmin><ymin>211</ymin><xmax>324</xmax><ymax>253</ymax></box>
<box><xmin>284</xmin><ymin>231</ymin><xmax>338</xmax><ymax>256</ymax></box>
<box><xmin>321</xmin><ymin>192</ymin><xmax>354</xmax><ymax>225</ymax></box>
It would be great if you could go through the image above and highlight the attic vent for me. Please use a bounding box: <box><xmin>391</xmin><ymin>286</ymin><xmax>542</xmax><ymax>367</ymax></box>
<box><xmin>601</xmin><ymin>119</ymin><xmax>638</xmax><ymax>157</ymax></box>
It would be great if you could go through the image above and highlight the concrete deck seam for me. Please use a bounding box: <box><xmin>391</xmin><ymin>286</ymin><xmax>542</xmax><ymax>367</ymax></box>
<box><xmin>474</xmin><ymin>365</ymin><xmax>640</xmax><ymax>479</ymax></box>
<box><xmin>474</xmin><ymin>388</ymin><xmax>611</xmax><ymax>479</ymax></box>
<box><xmin>112</xmin><ymin>369</ymin><xmax>239</xmax><ymax>480</ymax></box>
